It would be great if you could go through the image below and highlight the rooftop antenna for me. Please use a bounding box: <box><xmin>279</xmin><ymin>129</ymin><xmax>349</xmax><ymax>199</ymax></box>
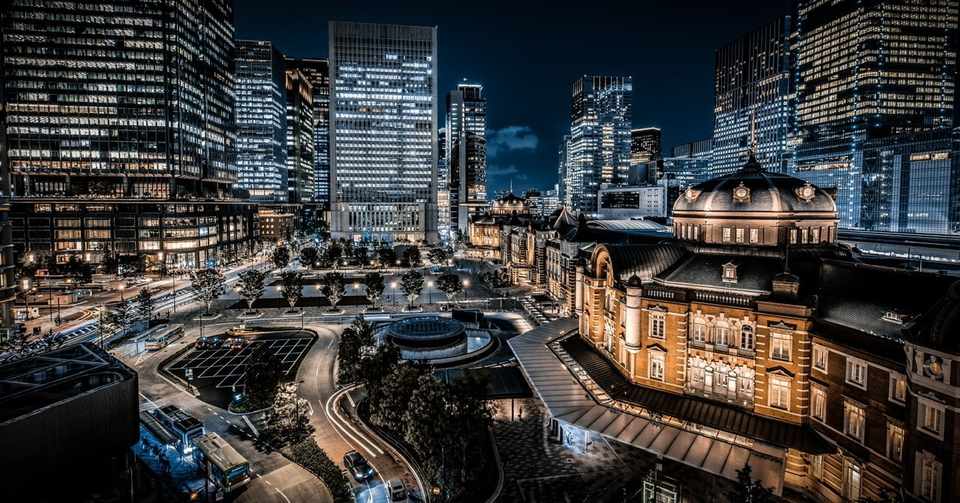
<box><xmin>510</xmin><ymin>178</ymin><xmax>514</xmax><ymax>195</ymax></box>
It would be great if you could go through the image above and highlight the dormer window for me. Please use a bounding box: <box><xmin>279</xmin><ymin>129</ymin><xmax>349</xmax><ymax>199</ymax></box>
<box><xmin>882</xmin><ymin>310</ymin><xmax>907</xmax><ymax>325</ymax></box>
<box><xmin>721</xmin><ymin>262</ymin><xmax>738</xmax><ymax>283</ymax></box>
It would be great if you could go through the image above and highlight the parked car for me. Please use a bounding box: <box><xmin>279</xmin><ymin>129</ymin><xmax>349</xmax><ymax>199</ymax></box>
<box><xmin>343</xmin><ymin>450</ymin><xmax>375</xmax><ymax>481</ymax></box>
<box><xmin>388</xmin><ymin>479</ymin><xmax>407</xmax><ymax>501</ymax></box>
<box><xmin>195</xmin><ymin>336</ymin><xmax>223</xmax><ymax>349</ymax></box>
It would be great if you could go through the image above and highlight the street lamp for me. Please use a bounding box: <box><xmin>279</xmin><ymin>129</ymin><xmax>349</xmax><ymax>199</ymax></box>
<box><xmin>427</xmin><ymin>280</ymin><xmax>434</xmax><ymax>306</ymax></box>
<box><xmin>21</xmin><ymin>278</ymin><xmax>32</xmax><ymax>320</ymax></box>
<box><xmin>390</xmin><ymin>281</ymin><xmax>398</xmax><ymax>307</ymax></box>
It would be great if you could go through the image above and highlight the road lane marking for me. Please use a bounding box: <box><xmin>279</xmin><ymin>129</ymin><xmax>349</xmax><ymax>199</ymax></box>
<box><xmin>275</xmin><ymin>488</ymin><xmax>291</xmax><ymax>503</ymax></box>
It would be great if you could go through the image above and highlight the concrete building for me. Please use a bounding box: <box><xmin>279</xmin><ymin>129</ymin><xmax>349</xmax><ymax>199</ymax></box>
<box><xmin>712</xmin><ymin>16</ymin><xmax>794</xmax><ymax>177</ymax></box>
<box><xmin>565</xmin><ymin>76</ymin><xmax>633</xmax><ymax>213</ymax></box>
<box><xmin>1</xmin><ymin>0</ymin><xmax>259</xmax><ymax>271</ymax></box>
<box><xmin>445</xmin><ymin>82</ymin><xmax>487</xmax><ymax>238</ymax></box>
<box><xmin>286</xmin><ymin>58</ymin><xmax>331</xmax><ymax>205</ymax></box>
<box><xmin>631</xmin><ymin>127</ymin><xmax>662</xmax><ymax>167</ymax></box>
<box><xmin>792</xmin><ymin>0</ymin><xmax>959</xmax><ymax>229</ymax></box>
<box><xmin>283</xmin><ymin>66</ymin><xmax>315</xmax><ymax>203</ymax></box>
<box><xmin>328</xmin><ymin>21</ymin><xmax>439</xmax><ymax>243</ymax></box>
<box><xmin>235</xmin><ymin>41</ymin><xmax>288</xmax><ymax>202</ymax></box>
<box><xmin>596</xmin><ymin>184</ymin><xmax>668</xmax><ymax>219</ymax></box>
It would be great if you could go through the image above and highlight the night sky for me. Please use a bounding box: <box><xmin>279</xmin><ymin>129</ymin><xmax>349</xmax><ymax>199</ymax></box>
<box><xmin>235</xmin><ymin>0</ymin><xmax>793</xmax><ymax>197</ymax></box>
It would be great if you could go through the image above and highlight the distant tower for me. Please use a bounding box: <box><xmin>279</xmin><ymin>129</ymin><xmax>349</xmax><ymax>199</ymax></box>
<box><xmin>328</xmin><ymin>21</ymin><xmax>438</xmax><ymax>243</ymax></box>
<box><xmin>236</xmin><ymin>40</ymin><xmax>288</xmax><ymax>202</ymax></box>
<box><xmin>566</xmin><ymin>76</ymin><xmax>633</xmax><ymax>213</ymax></box>
<box><xmin>446</xmin><ymin>81</ymin><xmax>487</xmax><ymax>237</ymax></box>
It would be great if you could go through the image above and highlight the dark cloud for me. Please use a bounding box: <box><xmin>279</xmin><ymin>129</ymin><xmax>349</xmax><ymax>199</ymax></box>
<box><xmin>487</xmin><ymin>126</ymin><xmax>539</xmax><ymax>158</ymax></box>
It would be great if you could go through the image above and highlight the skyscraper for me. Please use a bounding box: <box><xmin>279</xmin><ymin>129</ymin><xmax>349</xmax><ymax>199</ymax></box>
<box><xmin>712</xmin><ymin>16</ymin><xmax>794</xmax><ymax>177</ymax></box>
<box><xmin>284</xmin><ymin>67</ymin><xmax>315</xmax><ymax>203</ymax></box>
<box><xmin>286</xmin><ymin>58</ymin><xmax>331</xmax><ymax>204</ymax></box>
<box><xmin>328</xmin><ymin>21</ymin><xmax>439</xmax><ymax>243</ymax></box>
<box><xmin>793</xmin><ymin>0</ymin><xmax>959</xmax><ymax>228</ymax></box>
<box><xmin>558</xmin><ymin>134</ymin><xmax>571</xmax><ymax>207</ymax></box>
<box><xmin>445</xmin><ymin>82</ymin><xmax>487</xmax><ymax>236</ymax></box>
<box><xmin>236</xmin><ymin>41</ymin><xmax>288</xmax><ymax>202</ymax></box>
<box><xmin>437</xmin><ymin>128</ymin><xmax>450</xmax><ymax>240</ymax></box>
<box><xmin>630</xmin><ymin>127</ymin><xmax>662</xmax><ymax>166</ymax></box>
<box><xmin>2</xmin><ymin>0</ymin><xmax>258</xmax><ymax>270</ymax></box>
<box><xmin>565</xmin><ymin>76</ymin><xmax>633</xmax><ymax>213</ymax></box>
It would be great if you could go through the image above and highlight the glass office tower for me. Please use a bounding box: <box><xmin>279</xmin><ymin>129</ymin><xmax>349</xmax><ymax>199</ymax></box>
<box><xmin>287</xmin><ymin>58</ymin><xmax>331</xmax><ymax>204</ymax></box>
<box><xmin>236</xmin><ymin>41</ymin><xmax>288</xmax><ymax>202</ymax></box>
<box><xmin>712</xmin><ymin>16</ymin><xmax>794</xmax><ymax>177</ymax></box>
<box><xmin>2</xmin><ymin>0</ymin><xmax>258</xmax><ymax>270</ymax></box>
<box><xmin>630</xmin><ymin>127</ymin><xmax>662</xmax><ymax>166</ymax></box>
<box><xmin>284</xmin><ymin>67</ymin><xmax>315</xmax><ymax>204</ymax></box>
<box><xmin>793</xmin><ymin>0</ymin><xmax>958</xmax><ymax>229</ymax></box>
<box><xmin>860</xmin><ymin>130</ymin><xmax>960</xmax><ymax>234</ymax></box>
<box><xmin>445</xmin><ymin>82</ymin><xmax>487</xmax><ymax>236</ymax></box>
<box><xmin>328</xmin><ymin>21</ymin><xmax>438</xmax><ymax>243</ymax></box>
<box><xmin>565</xmin><ymin>76</ymin><xmax>632</xmax><ymax>214</ymax></box>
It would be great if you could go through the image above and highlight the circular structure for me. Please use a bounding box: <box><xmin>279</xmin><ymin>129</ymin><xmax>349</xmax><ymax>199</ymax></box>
<box><xmin>672</xmin><ymin>154</ymin><xmax>838</xmax><ymax>248</ymax></box>
<box><xmin>378</xmin><ymin>315</ymin><xmax>495</xmax><ymax>366</ymax></box>
<box><xmin>385</xmin><ymin>316</ymin><xmax>467</xmax><ymax>349</ymax></box>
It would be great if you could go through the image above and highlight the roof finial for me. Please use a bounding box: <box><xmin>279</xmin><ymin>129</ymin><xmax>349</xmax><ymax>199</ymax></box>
<box><xmin>510</xmin><ymin>178</ymin><xmax>513</xmax><ymax>195</ymax></box>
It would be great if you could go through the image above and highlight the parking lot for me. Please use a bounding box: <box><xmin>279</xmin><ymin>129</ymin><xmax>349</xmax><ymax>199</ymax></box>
<box><xmin>164</xmin><ymin>330</ymin><xmax>316</xmax><ymax>406</ymax></box>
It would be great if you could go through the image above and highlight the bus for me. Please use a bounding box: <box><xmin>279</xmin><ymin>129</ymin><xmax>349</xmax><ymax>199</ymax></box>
<box><xmin>195</xmin><ymin>432</ymin><xmax>251</xmax><ymax>493</ymax></box>
<box><xmin>144</xmin><ymin>324</ymin><xmax>184</xmax><ymax>351</ymax></box>
<box><xmin>153</xmin><ymin>405</ymin><xmax>204</xmax><ymax>452</ymax></box>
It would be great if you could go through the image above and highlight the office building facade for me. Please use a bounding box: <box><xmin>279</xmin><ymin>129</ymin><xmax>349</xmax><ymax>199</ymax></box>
<box><xmin>559</xmin><ymin>134</ymin><xmax>571</xmax><ymax>207</ymax></box>
<box><xmin>565</xmin><ymin>76</ymin><xmax>633</xmax><ymax>213</ymax></box>
<box><xmin>793</xmin><ymin>0</ymin><xmax>959</xmax><ymax>229</ymax></box>
<box><xmin>1</xmin><ymin>0</ymin><xmax>259</xmax><ymax>270</ymax></box>
<box><xmin>284</xmin><ymin>67</ymin><xmax>315</xmax><ymax>203</ymax></box>
<box><xmin>860</xmin><ymin>130</ymin><xmax>960</xmax><ymax>235</ymax></box>
<box><xmin>712</xmin><ymin>16</ymin><xmax>794</xmax><ymax>177</ymax></box>
<box><xmin>328</xmin><ymin>21</ymin><xmax>438</xmax><ymax>243</ymax></box>
<box><xmin>630</xmin><ymin>127</ymin><xmax>662</xmax><ymax>166</ymax></box>
<box><xmin>445</xmin><ymin>82</ymin><xmax>487</xmax><ymax>236</ymax></box>
<box><xmin>235</xmin><ymin>41</ymin><xmax>288</xmax><ymax>202</ymax></box>
<box><xmin>287</xmin><ymin>58</ymin><xmax>331</xmax><ymax>204</ymax></box>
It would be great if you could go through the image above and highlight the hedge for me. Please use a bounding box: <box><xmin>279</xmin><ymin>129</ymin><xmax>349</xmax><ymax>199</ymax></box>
<box><xmin>286</xmin><ymin>438</ymin><xmax>352</xmax><ymax>502</ymax></box>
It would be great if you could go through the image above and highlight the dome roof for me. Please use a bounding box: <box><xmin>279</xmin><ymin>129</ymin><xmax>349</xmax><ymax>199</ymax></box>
<box><xmin>672</xmin><ymin>155</ymin><xmax>836</xmax><ymax>215</ymax></box>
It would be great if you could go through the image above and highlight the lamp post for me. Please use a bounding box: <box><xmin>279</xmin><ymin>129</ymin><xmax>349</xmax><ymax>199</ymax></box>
<box><xmin>462</xmin><ymin>279</ymin><xmax>470</xmax><ymax>305</ymax></box>
<box><xmin>21</xmin><ymin>278</ymin><xmax>32</xmax><ymax>321</ymax></box>
<box><xmin>427</xmin><ymin>280</ymin><xmax>434</xmax><ymax>306</ymax></box>
<box><xmin>390</xmin><ymin>281</ymin><xmax>398</xmax><ymax>308</ymax></box>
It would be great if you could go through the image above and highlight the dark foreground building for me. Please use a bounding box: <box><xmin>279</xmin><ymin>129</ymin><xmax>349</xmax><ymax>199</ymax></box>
<box><xmin>0</xmin><ymin>343</ymin><xmax>138</xmax><ymax>501</ymax></box>
<box><xmin>1</xmin><ymin>0</ymin><xmax>259</xmax><ymax>270</ymax></box>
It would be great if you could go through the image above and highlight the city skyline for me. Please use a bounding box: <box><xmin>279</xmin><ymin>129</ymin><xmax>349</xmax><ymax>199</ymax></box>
<box><xmin>234</xmin><ymin>0</ymin><xmax>795</xmax><ymax>195</ymax></box>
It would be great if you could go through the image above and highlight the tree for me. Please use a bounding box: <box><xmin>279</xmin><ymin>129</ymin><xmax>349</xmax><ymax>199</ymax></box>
<box><xmin>428</xmin><ymin>247</ymin><xmax>449</xmax><ymax>266</ymax></box>
<box><xmin>64</xmin><ymin>255</ymin><xmax>93</xmax><ymax>284</ymax></box>
<box><xmin>135</xmin><ymin>288</ymin><xmax>154</xmax><ymax>321</ymax></box>
<box><xmin>244</xmin><ymin>343</ymin><xmax>283</xmax><ymax>409</ymax></box>
<box><xmin>435</xmin><ymin>272</ymin><xmax>463</xmax><ymax>303</ymax></box>
<box><xmin>321</xmin><ymin>272</ymin><xmax>345</xmax><ymax>311</ymax></box>
<box><xmin>370</xmin><ymin>362</ymin><xmax>426</xmax><ymax>432</ymax></box>
<box><xmin>190</xmin><ymin>268</ymin><xmax>225</xmax><ymax>314</ymax></box>
<box><xmin>105</xmin><ymin>300</ymin><xmax>133</xmax><ymax>339</ymax></box>
<box><xmin>325</xmin><ymin>241</ymin><xmax>343</xmax><ymax>268</ymax></box>
<box><xmin>272</xmin><ymin>245</ymin><xmax>290</xmax><ymax>270</ymax></box>
<box><xmin>403</xmin><ymin>374</ymin><xmax>449</xmax><ymax>460</ymax></box>
<box><xmin>728</xmin><ymin>464</ymin><xmax>775</xmax><ymax>503</ymax></box>
<box><xmin>271</xmin><ymin>382</ymin><xmax>311</xmax><ymax>439</ymax></box>
<box><xmin>377</xmin><ymin>247</ymin><xmax>397</xmax><ymax>269</ymax></box>
<box><xmin>403</xmin><ymin>247</ymin><xmax>422</xmax><ymax>267</ymax></box>
<box><xmin>337</xmin><ymin>317</ymin><xmax>377</xmax><ymax>384</ymax></box>
<box><xmin>354</xmin><ymin>246</ymin><xmax>369</xmax><ymax>268</ymax></box>
<box><xmin>299</xmin><ymin>247</ymin><xmax>319</xmax><ymax>269</ymax></box>
<box><xmin>400</xmin><ymin>269</ymin><xmax>424</xmax><ymax>309</ymax></box>
<box><xmin>237</xmin><ymin>269</ymin><xmax>266</xmax><ymax>312</ymax></box>
<box><xmin>363</xmin><ymin>272</ymin><xmax>385</xmax><ymax>309</ymax></box>
<box><xmin>281</xmin><ymin>271</ymin><xmax>303</xmax><ymax>311</ymax></box>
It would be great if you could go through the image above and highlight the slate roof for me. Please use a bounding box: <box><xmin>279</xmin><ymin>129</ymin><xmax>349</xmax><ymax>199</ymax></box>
<box><xmin>600</xmin><ymin>243</ymin><xmax>688</xmax><ymax>283</ymax></box>
<box><xmin>659</xmin><ymin>253</ymin><xmax>784</xmax><ymax>295</ymax></box>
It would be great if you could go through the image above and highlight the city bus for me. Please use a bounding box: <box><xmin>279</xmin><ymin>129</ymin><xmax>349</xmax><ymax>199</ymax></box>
<box><xmin>144</xmin><ymin>324</ymin><xmax>184</xmax><ymax>351</ymax></box>
<box><xmin>153</xmin><ymin>405</ymin><xmax>204</xmax><ymax>453</ymax></box>
<box><xmin>195</xmin><ymin>432</ymin><xmax>251</xmax><ymax>493</ymax></box>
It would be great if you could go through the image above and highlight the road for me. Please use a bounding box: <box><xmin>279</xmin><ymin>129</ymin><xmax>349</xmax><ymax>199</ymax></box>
<box><xmin>124</xmin><ymin>316</ymin><xmax>332</xmax><ymax>503</ymax></box>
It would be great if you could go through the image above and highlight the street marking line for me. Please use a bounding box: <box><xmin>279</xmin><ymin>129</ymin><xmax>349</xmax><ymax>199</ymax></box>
<box><xmin>275</xmin><ymin>488</ymin><xmax>291</xmax><ymax>503</ymax></box>
<box><xmin>264</xmin><ymin>479</ymin><xmax>273</xmax><ymax>486</ymax></box>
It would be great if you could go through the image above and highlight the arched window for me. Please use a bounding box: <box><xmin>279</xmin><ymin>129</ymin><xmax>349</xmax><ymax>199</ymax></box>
<box><xmin>716</xmin><ymin>325</ymin><xmax>730</xmax><ymax>346</ymax></box>
<box><xmin>740</xmin><ymin>324</ymin><xmax>754</xmax><ymax>350</ymax></box>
